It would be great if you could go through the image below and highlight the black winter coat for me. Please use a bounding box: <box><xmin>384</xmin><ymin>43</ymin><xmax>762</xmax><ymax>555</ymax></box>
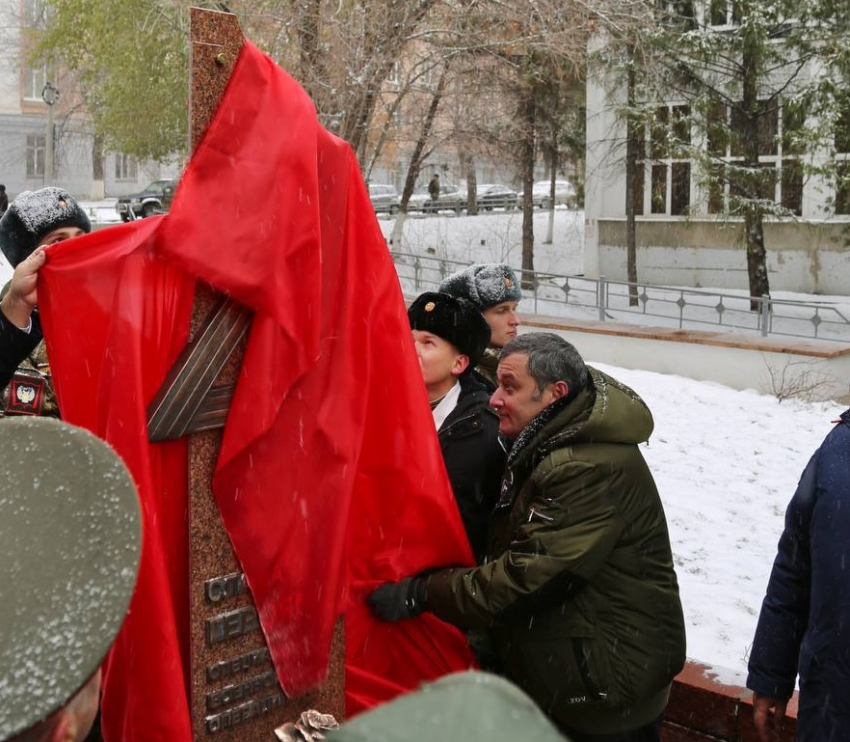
<box><xmin>0</xmin><ymin>309</ymin><xmax>42</xmax><ymax>389</ymax></box>
<box><xmin>747</xmin><ymin>409</ymin><xmax>850</xmax><ymax>742</ymax></box>
<box><xmin>438</xmin><ymin>372</ymin><xmax>505</xmax><ymax>562</ymax></box>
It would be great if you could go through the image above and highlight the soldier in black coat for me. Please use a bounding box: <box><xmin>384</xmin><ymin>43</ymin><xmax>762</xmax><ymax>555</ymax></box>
<box><xmin>409</xmin><ymin>291</ymin><xmax>505</xmax><ymax>562</ymax></box>
<box><xmin>0</xmin><ymin>188</ymin><xmax>91</xmax><ymax>397</ymax></box>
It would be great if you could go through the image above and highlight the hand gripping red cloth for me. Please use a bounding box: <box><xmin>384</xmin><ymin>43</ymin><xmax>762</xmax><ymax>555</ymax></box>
<box><xmin>38</xmin><ymin>40</ymin><xmax>475</xmax><ymax>742</ymax></box>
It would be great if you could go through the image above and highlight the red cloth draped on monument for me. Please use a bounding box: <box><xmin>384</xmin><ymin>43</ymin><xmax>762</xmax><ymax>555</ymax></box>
<box><xmin>38</xmin><ymin>40</ymin><xmax>475</xmax><ymax>742</ymax></box>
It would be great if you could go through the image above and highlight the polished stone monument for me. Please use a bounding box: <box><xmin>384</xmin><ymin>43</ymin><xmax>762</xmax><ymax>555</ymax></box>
<box><xmin>146</xmin><ymin>8</ymin><xmax>344</xmax><ymax>740</ymax></box>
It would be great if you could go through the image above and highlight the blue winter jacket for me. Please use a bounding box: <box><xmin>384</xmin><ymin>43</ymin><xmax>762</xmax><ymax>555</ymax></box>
<box><xmin>747</xmin><ymin>409</ymin><xmax>850</xmax><ymax>741</ymax></box>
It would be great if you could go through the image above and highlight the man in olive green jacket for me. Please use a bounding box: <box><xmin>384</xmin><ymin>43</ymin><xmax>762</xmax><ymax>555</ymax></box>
<box><xmin>369</xmin><ymin>332</ymin><xmax>686</xmax><ymax>742</ymax></box>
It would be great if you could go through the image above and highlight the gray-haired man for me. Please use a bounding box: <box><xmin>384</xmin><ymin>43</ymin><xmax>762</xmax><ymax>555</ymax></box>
<box><xmin>369</xmin><ymin>332</ymin><xmax>685</xmax><ymax>741</ymax></box>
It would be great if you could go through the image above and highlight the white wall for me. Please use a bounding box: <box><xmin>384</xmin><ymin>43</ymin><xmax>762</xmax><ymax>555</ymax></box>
<box><xmin>521</xmin><ymin>319</ymin><xmax>850</xmax><ymax>403</ymax></box>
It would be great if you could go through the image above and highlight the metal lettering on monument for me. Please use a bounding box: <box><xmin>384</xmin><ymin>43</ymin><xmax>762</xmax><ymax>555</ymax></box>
<box><xmin>205</xmin><ymin>605</ymin><xmax>260</xmax><ymax>645</ymax></box>
<box><xmin>206</xmin><ymin>648</ymin><xmax>271</xmax><ymax>683</ymax></box>
<box><xmin>200</xmin><ymin>572</ymin><xmax>286</xmax><ymax>734</ymax></box>
<box><xmin>205</xmin><ymin>692</ymin><xmax>286</xmax><ymax>734</ymax></box>
<box><xmin>205</xmin><ymin>572</ymin><xmax>247</xmax><ymax>603</ymax></box>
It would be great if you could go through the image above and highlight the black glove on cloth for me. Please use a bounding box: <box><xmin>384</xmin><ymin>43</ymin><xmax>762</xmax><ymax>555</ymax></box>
<box><xmin>367</xmin><ymin>577</ymin><xmax>428</xmax><ymax>622</ymax></box>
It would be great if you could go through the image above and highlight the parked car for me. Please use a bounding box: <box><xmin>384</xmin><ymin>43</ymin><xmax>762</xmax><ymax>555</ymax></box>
<box><xmin>521</xmin><ymin>179</ymin><xmax>577</xmax><ymax>209</ymax></box>
<box><xmin>475</xmin><ymin>183</ymin><xmax>518</xmax><ymax>211</ymax></box>
<box><xmin>115</xmin><ymin>179</ymin><xmax>177</xmax><ymax>221</ymax></box>
<box><xmin>368</xmin><ymin>184</ymin><xmax>400</xmax><ymax>215</ymax></box>
<box><xmin>408</xmin><ymin>184</ymin><xmax>466</xmax><ymax>214</ymax></box>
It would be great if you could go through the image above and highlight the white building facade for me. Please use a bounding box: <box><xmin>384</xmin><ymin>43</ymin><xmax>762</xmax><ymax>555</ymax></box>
<box><xmin>584</xmin><ymin>8</ymin><xmax>850</xmax><ymax>295</ymax></box>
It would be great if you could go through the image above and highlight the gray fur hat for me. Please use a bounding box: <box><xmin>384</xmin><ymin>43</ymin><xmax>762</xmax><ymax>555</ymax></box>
<box><xmin>439</xmin><ymin>263</ymin><xmax>522</xmax><ymax>311</ymax></box>
<box><xmin>0</xmin><ymin>417</ymin><xmax>141</xmax><ymax>740</ymax></box>
<box><xmin>408</xmin><ymin>291</ymin><xmax>491</xmax><ymax>367</ymax></box>
<box><xmin>0</xmin><ymin>187</ymin><xmax>91</xmax><ymax>267</ymax></box>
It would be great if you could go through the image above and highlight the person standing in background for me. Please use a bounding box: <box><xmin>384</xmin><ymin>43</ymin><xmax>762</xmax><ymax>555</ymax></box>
<box><xmin>439</xmin><ymin>263</ymin><xmax>522</xmax><ymax>389</ymax></box>
<box><xmin>0</xmin><ymin>185</ymin><xmax>8</xmax><ymax>215</ymax></box>
<box><xmin>428</xmin><ymin>173</ymin><xmax>441</xmax><ymax>203</ymax></box>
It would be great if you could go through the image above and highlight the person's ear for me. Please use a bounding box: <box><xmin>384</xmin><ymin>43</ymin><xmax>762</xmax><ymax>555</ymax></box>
<box><xmin>451</xmin><ymin>354</ymin><xmax>470</xmax><ymax>377</ymax></box>
<box><xmin>549</xmin><ymin>380</ymin><xmax>569</xmax><ymax>400</ymax></box>
<box><xmin>47</xmin><ymin>710</ymin><xmax>76</xmax><ymax>742</ymax></box>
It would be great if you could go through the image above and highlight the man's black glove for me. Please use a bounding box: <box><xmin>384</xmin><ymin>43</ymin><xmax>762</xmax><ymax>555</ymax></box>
<box><xmin>367</xmin><ymin>577</ymin><xmax>428</xmax><ymax>622</ymax></box>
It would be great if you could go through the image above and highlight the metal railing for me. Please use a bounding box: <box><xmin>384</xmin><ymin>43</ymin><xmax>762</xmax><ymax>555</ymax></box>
<box><xmin>390</xmin><ymin>250</ymin><xmax>850</xmax><ymax>344</ymax></box>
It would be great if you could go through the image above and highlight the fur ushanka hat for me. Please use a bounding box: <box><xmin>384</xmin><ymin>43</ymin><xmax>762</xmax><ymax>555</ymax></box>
<box><xmin>438</xmin><ymin>263</ymin><xmax>522</xmax><ymax>311</ymax></box>
<box><xmin>408</xmin><ymin>292</ymin><xmax>491</xmax><ymax>367</ymax></box>
<box><xmin>0</xmin><ymin>187</ymin><xmax>91</xmax><ymax>267</ymax></box>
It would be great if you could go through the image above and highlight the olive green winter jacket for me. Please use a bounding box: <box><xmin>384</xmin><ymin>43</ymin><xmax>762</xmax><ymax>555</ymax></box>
<box><xmin>425</xmin><ymin>367</ymin><xmax>686</xmax><ymax>735</ymax></box>
<box><xmin>474</xmin><ymin>347</ymin><xmax>500</xmax><ymax>390</ymax></box>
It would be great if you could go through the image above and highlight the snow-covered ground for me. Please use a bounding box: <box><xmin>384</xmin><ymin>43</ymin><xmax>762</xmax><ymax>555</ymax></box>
<box><xmin>594</xmin><ymin>363</ymin><xmax>838</xmax><ymax>682</ymax></box>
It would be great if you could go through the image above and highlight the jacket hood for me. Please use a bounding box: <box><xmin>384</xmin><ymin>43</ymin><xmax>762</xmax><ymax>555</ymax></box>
<box><xmin>507</xmin><ymin>367</ymin><xmax>653</xmax><ymax>467</ymax></box>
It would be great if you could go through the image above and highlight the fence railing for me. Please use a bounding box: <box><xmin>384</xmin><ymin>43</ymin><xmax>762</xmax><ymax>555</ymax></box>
<box><xmin>391</xmin><ymin>250</ymin><xmax>850</xmax><ymax>344</ymax></box>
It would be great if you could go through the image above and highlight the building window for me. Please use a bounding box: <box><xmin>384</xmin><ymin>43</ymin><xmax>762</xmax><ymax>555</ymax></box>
<box><xmin>23</xmin><ymin>0</ymin><xmax>46</xmax><ymax>29</ymax></box>
<box><xmin>387</xmin><ymin>62</ymin><xmax>401</xmax><ymax>90</ymax></box>
<box><xmin>26</xmin><ymin>135</ymin><xmax>45</xmax><ymax>178</ymax></box>
<box><xmin>115</xmin><ymin>154</ymin><xmax>137</xmax><ymax>181</ymax></box>
<box><xmin>651</xmin><ymin>164</ymin><xmax>667</xmax><ymax>214</ymax></box>
<box><xmin>707</xmin><ymin>99</ymin><xmax>801</xmax><ymax>216</ymax></box>
<box><xmin>835</xmin><ymin>162</ymin><xmax>850</xmax><ymax>215</ymax></box>
<box><xmin>637</xmin><ymin>104</ymin><xmax>691</xmax><ymax>216</ymax></box>
<box><xmin>24</xmin><ymin>64</ymin><xmax>47</xmax><ymax>102</ymax></box>
<box><xmin>671</xmin><ymin>162</ymin><xmax>691</xmax><ymax>215</ymax></box>
<box><xmin>781</xmin><ymin>159</ymin><xmax>803</xmax><ymax>213</ymax></box>
<box><xmin>835</xmin><ymin>101</ymin><xmax>850</xmax><ymax>155</ymax></box>
<box><xmin>709</xmin><ymin>0</ymin><xmax>740</xmax><ymax>26</ymax></box>
<box><xmin>834</xmin><ymin>101</ymin><xmax>850</xmax><ymax>214</ymax></box>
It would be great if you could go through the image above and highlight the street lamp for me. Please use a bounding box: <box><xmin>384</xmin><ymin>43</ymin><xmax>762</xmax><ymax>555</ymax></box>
<box><xmin>41</xmin><ymin>81</ymin><xmax>59</xmax><ymax>184</ymax></box>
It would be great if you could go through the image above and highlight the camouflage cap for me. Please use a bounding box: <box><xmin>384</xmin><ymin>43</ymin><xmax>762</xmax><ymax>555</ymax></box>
<box><xmin>0</xmin><ymin>417</ymin><xmax>141</xmax><ymax>740</ymax></box>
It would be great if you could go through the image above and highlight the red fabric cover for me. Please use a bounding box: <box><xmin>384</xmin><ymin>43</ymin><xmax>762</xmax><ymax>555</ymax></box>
<box><xmin>38</xmin><ymin>40</ymin><xmax>475</xmax><ymax>742</ymax></box>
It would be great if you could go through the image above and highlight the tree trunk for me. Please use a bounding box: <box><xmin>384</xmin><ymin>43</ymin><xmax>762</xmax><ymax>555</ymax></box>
<box><xmin>625</xmin><ymin>64</ymin><xmax>639</xmax><ymax>306</ymax></box>
<box><xmin>744</xmin><ymin>206</ymin><xmax>769</xmax><ymax>310</ymax></box>
<box><xmin>741</xmin><ymin>31</ymin><xmax>770</xmax><ymax>308</ymax></box>
<box><xmin>544</xmin><ymin>146</ymin><xmax>556</xmax><ymax>244</ymax></box>
<box><xmin>91</xmin><ymin>132</ymin><xmax>105</xmax><ymax>199</ymax></box>
<box><xmin>520</xmin><ymin>81</ymin><xmax>536</xmax><ymax>289</ymax></box>
<box><xmin>463</xmin><ymin>153</ymin><xmax>478</xmax><ymax>216</ymax></box>
<box><xmin>398</xmin><ymin>64</ymin><xmax>449</xmax><ymax>215</ymax></box>
<box><xmin>296</xmin><ymin>0</ymin><xmax>327</xmax><ymax>111</ymax></box>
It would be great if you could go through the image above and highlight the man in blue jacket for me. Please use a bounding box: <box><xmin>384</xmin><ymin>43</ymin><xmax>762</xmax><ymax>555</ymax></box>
<box><xmin>747</xmin><ymin>408</ymin><xmax>850</xmax><ymax>742</ymax></box>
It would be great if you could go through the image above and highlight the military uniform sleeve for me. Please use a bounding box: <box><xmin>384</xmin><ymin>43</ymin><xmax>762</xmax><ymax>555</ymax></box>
<box><xmin>0</xmin><ymin>310</ymin><xmax>41</xmax><ymax>389</ymax></box>
<box><xmin>426</xmin><ymin>457</ymin><xmax>627</xmax><ymax>629</ymax></box>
